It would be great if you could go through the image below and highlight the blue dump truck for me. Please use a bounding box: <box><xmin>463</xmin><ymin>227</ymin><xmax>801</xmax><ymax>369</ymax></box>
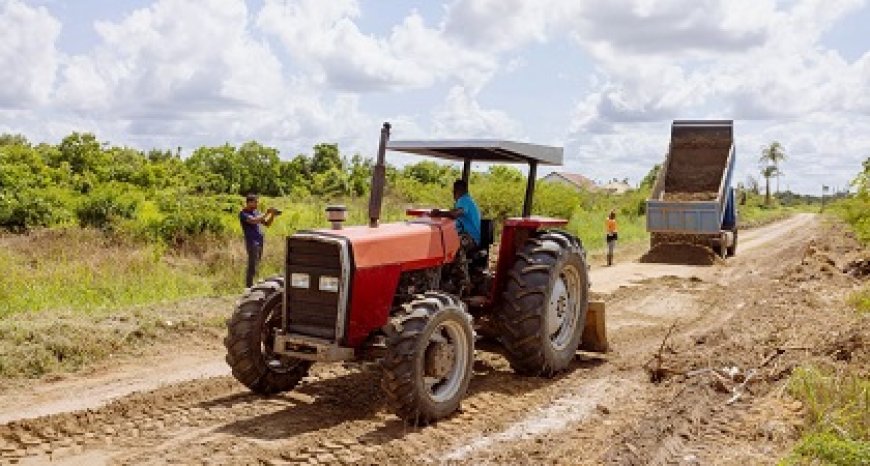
<box><xmin>646</xmin><ymin>120</ymin><xmax>738</xmax><ymax>257</ymax></box>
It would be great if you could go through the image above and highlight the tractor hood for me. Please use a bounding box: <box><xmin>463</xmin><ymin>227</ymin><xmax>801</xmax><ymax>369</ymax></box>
<box><xmin>303</xmin><ymin>218</ymin><xmax>460</xmax><ymax>270</ymax></box>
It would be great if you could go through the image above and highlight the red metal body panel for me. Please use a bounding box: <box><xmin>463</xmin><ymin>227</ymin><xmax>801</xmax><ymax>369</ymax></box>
<box><xmin>311</xmin><ymin>219</ymin><xmax>461</xmax><ymax>347</ymax></box>
<box><xmin>489</xmin><ymin>216</ymin><xmax>569</xmax><ymax>303</ymax></box>
<box><xmin>314</xmin><ymin>219</ymin><xmax>460</xmax><ymax>268</ymax></box>
<box><xmin>345</xmin><ymin>264</ymin><xmax>402</xmax><ymax>346</ymax></box>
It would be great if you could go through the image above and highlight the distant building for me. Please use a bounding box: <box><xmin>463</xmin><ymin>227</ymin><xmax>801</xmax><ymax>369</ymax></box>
<box><xmin>600</xmin><ymin>180</ymin><xmax>633</xmax><ymax>195</ymax></box>
<box><xmin>543</xmin><ymin>172</ymin><xmax>599</xmax><ymax>192</ymax></box>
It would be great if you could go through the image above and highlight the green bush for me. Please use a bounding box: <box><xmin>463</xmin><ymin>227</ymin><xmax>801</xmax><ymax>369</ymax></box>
<box><xmin>145</xmin><ymin>195</ymin><xmax>233</xmax><ymax>244</ymax></box>
<box><xmin>75</xmin><ymin>183</ymin><xmax>141</xmax><ymax>229</ymax></box>
<box><xmin>0</xmin><ymin>189</ymin><xmax>72</xmax><ymax>231</ymax></box>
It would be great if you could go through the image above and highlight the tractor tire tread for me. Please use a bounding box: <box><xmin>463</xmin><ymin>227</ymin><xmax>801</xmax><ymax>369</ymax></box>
<box><xmin>380</xmin><ymin>292</ymin><xmax>473</xmax><ymax>425</ymax></box>
<box><xmin>225</xmin><ymin>277</ymin><xmax>311</xmax><ymax>395</ymax></box>
<box><xmin>498</xmin><ymin>230</ymin><xmax>589</xmax><ymax>377</ymax></box>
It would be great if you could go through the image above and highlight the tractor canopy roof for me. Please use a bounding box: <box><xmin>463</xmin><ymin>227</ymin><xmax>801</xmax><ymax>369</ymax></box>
<box><xmin>387</xmin><ymin>140</ymin><xmax>563</xmax><ymax>166</ymax></box>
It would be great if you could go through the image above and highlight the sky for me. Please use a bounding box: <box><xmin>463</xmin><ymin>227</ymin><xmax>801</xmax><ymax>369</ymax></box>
<box><xmin>1</xmin><ymin>0</ymin><xmax>869</xmax><ymax>194</ymax></box>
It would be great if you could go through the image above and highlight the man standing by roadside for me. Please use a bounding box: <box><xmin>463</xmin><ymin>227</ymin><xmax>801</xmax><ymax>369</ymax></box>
<box><xmin>240</xmin><ymin>194</ymin><xmax>278</xmax><ymax>288</ymax></box>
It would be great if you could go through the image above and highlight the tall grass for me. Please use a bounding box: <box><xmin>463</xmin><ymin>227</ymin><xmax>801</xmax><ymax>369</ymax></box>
<box><xmin>781</xmin><ymin>366</ymin><xmax>870</xmax><ymax>465</ymax></box>
<box><xmin>0</xmin><ymin>229</ymin><xmax>233</xmax><ymax>318</ymax></box>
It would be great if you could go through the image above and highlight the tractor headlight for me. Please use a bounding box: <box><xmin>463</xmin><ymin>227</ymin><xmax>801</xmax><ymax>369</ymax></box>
<box><xmin>290</xmin><ymin>273</ymin><xmax>310</xmax><ymax>289</ymax></box>
<box><xmin>319</xmin><ymin>276</ymin><xmax>340</xmax><ymax>293</ymax></box>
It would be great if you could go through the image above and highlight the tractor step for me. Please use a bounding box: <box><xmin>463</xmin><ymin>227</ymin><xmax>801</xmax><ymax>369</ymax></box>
<box><xmin>580</xmin><ymin>301</ymin><xmax>608</xmax><ymax>353</ymax></box>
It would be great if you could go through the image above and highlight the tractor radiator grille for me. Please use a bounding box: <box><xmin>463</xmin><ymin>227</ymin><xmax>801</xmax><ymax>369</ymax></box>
<box><xmin>285</xmin><ymin>236</ymin><xmax>345</xmax><ymax>340</ymax></box>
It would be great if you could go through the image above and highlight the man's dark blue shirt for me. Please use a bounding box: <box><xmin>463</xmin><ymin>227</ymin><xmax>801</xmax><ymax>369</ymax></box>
<box><xmin>240</xmin><ymin>209</ymin><xmax>264</xmax><ymax>245</ymax></box>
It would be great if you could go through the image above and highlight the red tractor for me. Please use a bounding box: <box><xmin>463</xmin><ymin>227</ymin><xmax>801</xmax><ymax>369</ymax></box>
<box><xmin>225</xmin><ymin>123</ymin><xmax>599</xmax><ymax>424</ymax></box>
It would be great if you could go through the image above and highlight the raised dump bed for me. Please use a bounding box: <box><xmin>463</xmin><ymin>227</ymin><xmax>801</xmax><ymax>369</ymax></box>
<box><xmin>646</xmin><ymin>120</ymin><xmax>738</xmax><ymax>257</ymax></box>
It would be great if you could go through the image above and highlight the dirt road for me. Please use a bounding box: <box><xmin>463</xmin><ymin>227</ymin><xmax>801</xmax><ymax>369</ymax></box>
<box><xmin>0</xmin><ymin>213</ymin><xmax>864</xmax><ymax>465</ymax></box>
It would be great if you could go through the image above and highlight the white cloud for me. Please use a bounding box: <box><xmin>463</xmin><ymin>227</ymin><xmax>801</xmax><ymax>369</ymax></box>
<box><xmin>56</xmin><ymin>0</ymin><xmax>284</xmax><ymax>115</ymax></box>
<box><xmin>432</xmin><ymin>86</ymin><xmax>521</xmax><ymax>138</ymax></box>
<box><xmin>16</xmin><ymin>0</ymin><xmax>382</xmax><ymax>153</ymax></box>
<box><xmin>257</xmin><ymin>0</ymin><xmax>497</xmax><ymax>92</ymax></box>
<box><xmin>0</xmin><ymin>0</ymin><xmax>61</xmax><ymax>106</ymax></box>
<box><xmin>444</xmin><ymin>0</ymin><xmax>570</xmax><ymax>51</ymax></box>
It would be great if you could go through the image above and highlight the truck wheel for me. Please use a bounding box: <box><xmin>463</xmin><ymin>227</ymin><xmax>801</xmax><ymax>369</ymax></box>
<box><xmin>225</xmin><ymin>277</ymin><xmax>312</xmax><ymax>395</ymax></box>
<box><xmin>381</xmin><ymin>292</ymin><xmax>474</xmax><ymax>425</ymax></box>
<box><xmin>727</xmin><ymin>229</ymin><xmax>738</xmax><ymax>257</ymax></box>
<box><xmin>499</xmin><ymin>230</ymin><xmax>589</xmax><ymax>376</ymax></box>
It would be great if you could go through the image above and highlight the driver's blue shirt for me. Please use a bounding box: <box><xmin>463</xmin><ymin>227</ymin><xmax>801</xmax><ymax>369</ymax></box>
<box><xmin>454</xmin><ymin>193</ymin><xmax>481</xmax><ymax>245</ymax></box>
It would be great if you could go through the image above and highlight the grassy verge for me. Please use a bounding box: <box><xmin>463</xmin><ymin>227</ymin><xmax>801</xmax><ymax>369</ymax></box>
<box><xmin>781</xmin><ymin>367</ymin><xmax>870</xmax><ymax>465</ymax></box>
<box><xmin>0</xmin><ymin>297</ymin><xmax>230</xmax><ymax>379</ymax></box>
<box><xmin>0</xmin><ymin>229</ymin><xmax>240</xmax><ymax>318</ymax></box>
<box><xmin>740</xmin><ymin>199</ymin><xmax>812</xmax><ymax>229</ymax></box>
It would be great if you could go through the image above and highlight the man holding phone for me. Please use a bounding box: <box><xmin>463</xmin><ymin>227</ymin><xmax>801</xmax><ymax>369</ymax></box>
<box><xmin>239</xmin><ymin>193</ymin><xmax>280</xmax><ymax>288</ymax></box>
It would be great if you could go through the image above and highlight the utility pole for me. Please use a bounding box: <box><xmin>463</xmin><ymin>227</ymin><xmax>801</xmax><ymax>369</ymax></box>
<box><xmin>821</xmin><ymin>185</ymin><xmax>829</xmax><ymax>212</ymax></box>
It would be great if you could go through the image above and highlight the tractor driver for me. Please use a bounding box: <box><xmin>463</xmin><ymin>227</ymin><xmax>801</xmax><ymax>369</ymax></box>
<box><xmin>431</xmin><ymin>179</ymin><xmax>481</xmax><ymax>250</ymax></box>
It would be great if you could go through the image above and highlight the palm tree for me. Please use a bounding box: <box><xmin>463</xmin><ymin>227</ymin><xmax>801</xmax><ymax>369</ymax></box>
<box><xmin>759</xmin><ymin>141</ymin><xmax>787</xmax><ymax>194</ymax></box>
<box><xmin>761</xmin><ymin>165</ymin><xmax>780</xmax><ymax>206</ymax></box>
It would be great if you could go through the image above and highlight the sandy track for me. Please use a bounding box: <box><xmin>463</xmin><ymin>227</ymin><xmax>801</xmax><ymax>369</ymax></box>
<box><xmin>0</xmin><ymin>213</ymin><xmax>829</xmax><ymax>465</ymax></box>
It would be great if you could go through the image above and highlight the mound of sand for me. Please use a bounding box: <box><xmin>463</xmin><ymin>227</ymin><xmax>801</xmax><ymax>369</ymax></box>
<box><xmin>640</xmin><ymin>243</ymin><xmax>722</xmax><ymax>266</ymax></box>
<box><xmin>662</xmin><ymin>191</ymin><xmax>718</xmax><ymax>201</ymax></box>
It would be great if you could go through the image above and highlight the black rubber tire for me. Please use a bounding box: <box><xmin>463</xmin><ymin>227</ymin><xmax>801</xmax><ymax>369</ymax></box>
<box><xmin>727</xmin><ymin>229</ymin><xmax>738</xmax><ymax>257</ymax></box>
<box><xmin>224</xmin><ymin>276</ymin><xmax>312</xmax><ymax>395</ymax></box>
<box><xmin>499</xmin><ymin>230</ymin><xmax>589</xmax><ymax>376</ymax></box>
<box><xmin>381</xmin><ymin>292</ymin><xmax>474</xmax><ymax>425</ymax></box>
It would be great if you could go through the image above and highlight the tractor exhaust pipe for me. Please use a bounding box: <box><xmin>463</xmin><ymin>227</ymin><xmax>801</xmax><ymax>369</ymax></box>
<box><xmin>368</xmin><ymin>122</ymin><xmax>391</xmax><ymax>228</ymax></box>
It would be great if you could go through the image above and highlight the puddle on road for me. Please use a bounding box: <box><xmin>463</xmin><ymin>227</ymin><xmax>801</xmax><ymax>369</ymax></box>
<box><xmin>440</xmin><ymin>376</ymin><xmax>635</xmax><ymax>462</ymax></box>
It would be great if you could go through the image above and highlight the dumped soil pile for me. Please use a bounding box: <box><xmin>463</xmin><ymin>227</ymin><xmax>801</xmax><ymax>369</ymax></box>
<box><xmin>663</xmin><ymin>191</ymin><xmax>718</xmax><ymax>201</ymax></box>
<box><xmin>785</xmin><ymin>229</ymin><xmax>870</xmax><ymax>282</ymax></box>
<box><xmin>640</xmin><ymin>242</ymin><xmax>722</xmax><ymax>266</ymax></box>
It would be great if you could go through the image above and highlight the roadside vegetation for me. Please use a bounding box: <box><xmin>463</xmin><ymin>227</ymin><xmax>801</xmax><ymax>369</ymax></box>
<box><xmin>781</xmin><ymin>156</ymin><xmax>870</xmax><ymax>465</ymax></box>
<box><xmin>782</xmin><ymin>367</ymin><xmax>869</xmax><ymax>465</ymax></box>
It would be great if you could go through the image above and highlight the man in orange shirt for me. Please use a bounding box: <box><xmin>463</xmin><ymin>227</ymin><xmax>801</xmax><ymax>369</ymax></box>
<box><xmin>605</xmin><ymin>210</ymin><xmax>618</xmax><ymax>266</ymax></box>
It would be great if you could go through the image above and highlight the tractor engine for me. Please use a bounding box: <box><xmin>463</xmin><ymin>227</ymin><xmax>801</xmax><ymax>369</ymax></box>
<box><xmin>393</xmin><ymin>268</ymin><xmax>441</xmax><ymax>306</ymax></box>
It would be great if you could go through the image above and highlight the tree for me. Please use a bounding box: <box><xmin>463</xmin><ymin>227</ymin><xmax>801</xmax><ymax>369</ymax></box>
<box><xmin>759</xmin><ymin>141</ymin><xmax>787</xmax><ymax>194</ymax></box>
<box><xmin>640</xmin><ymin>164</ymin><xmax>661</xmax><ymax>189</ymax></box>
<box><xmin>488</xmin><ymin>165</ymin><xmax>524</xmax><ymax>183</ymax></box>
<box><xmin>0</xmin><ymin>134</ymin><xmax>29</xmax><ymax>147</ymax></box>
<box><xmin>54</xmin><ymin>133</ymin><xmax>108</xmax><ymax>179</ymax></box>
<box><xmin>348</xmin><ymin>154</ymin><xmax>372</xmax><ymax>197</ymax></box>
<box><xmin>760</xmin><ymin>165</ymin><xmax>780</xmax><ymax>206</ymax></box>
<box><xmin>311</xmin><ymin>143</ymin><xmax>341</xmax><ymax>175</ymax></box>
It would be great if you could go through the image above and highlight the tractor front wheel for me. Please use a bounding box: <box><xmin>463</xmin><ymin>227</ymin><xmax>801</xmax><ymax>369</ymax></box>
<box><xmin>381</xmin><ymin>292</ymin><xmax>474</xmax><ymax>425</ymax></box>
<box><xmin>224</xmin><ymin>277</ymin><xmax>312</xmax><ymax>395</ymax></box>
<box><xmin>499</xmin><ymin>231</ymin><xmax>589</xmax><ymax>376</ymax></box>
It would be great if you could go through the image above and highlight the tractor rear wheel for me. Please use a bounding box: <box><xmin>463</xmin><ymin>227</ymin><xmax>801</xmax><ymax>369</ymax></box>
<box><xmin>225</xmin><ymin>276</ymin><xmax>312</xmax><ymax>395</ymax></box>
<box><xmin>499</xmin><ymin>231</ymin><xmax>589</xmax><ymax>376</ymax></box>
<box><xmin>381</xmin><ymin>292</ymin><xmax>474</xmax><ymax>425</ymax></box>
